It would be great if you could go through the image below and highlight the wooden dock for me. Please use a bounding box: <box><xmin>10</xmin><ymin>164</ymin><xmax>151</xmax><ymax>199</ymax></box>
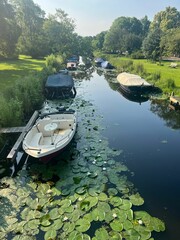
<box><xmin>0</xmin><ymin>111</ymin><xmax>39</xmax><ymax>161</ymax></box>
<box><xmin>169</xmin><ymin>95</ymin><xmax>180</xmax><ymax>110</ymax></box>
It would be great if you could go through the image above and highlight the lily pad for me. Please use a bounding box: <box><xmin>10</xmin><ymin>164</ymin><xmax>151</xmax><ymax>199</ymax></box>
<box><xmin>95</xmin><ymin>227</ymin><xmax>109</xmax><ymax>239</ymax></box>
<box><xmin>129</xmin><ymin>193</ymin><xmax>144</xmax><ymax>206</ymax></box>
<box><xmin>110</xmin><ymin>220</ymin><xmax>123</xmax><ymax>232</ymax></box>
<box><xmin>75</xmin><ymin>219</ymin><xmax>91</xmax><ymax>232</ymax></box>
<box><xmin>44</xmin><ymin>229</ymin><xmax>57</xmax><ymax>240</ymax></box>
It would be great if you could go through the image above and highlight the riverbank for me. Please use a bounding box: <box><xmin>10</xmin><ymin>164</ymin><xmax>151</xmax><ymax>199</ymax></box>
<box><xmin>96</xmin><ymin>53</ymin><xmax>180</xmax><ymax>96</ymax></box>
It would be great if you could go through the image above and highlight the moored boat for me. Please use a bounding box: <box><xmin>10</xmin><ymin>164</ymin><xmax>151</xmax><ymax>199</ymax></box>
<box><xmin>22</xmin><ymin>110</ymin><xmax>77</xmax><ymax>162</ymax></box>
<box><xmin>117</xmin><ymin>72</ymin><xmax>153</xmax><ymax>95</ymax></box>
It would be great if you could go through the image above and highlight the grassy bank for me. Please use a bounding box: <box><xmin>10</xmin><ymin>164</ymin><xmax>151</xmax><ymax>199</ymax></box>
<box><xmin>105</xmin><ymin>54</ymin><xmax>180</xmax><ymax>96</ymax></box>
<box><xmin>0</xmin><ymin>55</ymin><xmax>45</xmax><ymax>92</ymax></box>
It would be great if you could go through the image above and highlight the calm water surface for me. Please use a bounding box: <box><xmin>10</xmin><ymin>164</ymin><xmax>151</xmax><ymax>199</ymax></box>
<box><xmin>78</xmin><ymin>70</ymin><xmax>180</xmax><ymax>240</ymax></box>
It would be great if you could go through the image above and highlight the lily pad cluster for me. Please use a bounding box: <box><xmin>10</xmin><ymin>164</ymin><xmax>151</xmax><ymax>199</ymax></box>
<box><xmin>0</xmin><ymin>91</ymin><xmax>165</xmax><ymax>239</ymax></box>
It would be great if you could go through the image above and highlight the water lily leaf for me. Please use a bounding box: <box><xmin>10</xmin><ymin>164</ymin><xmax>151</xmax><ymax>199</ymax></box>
<box><xmin>63</xmin><ymin>222</ymin><xmax>75</xmax><ymax>233</ymax></box>
<box><xmin>129</xmin><ymin>193</ymin><xmax>144</xmax><ymax>206</ymax></box>
<box><xmin>95</xmin><ymin>227</ymin><xmax>109</xmax><ymax>239</ymax></box>
<box><xmin>126</xmin><ymin>209</ymin><xmax>133</xmax><ymax>221</ymax></box>
<box><xmin>120</xmin><ymin>199</ymin><xmax>132</xmax><ymax>210</ymax></box>
<box><xmin>110</xmin><ymin>196</ymin><xmax>123</xmax><ymax>207</ymax></box>
<box><xmin>98</xmin><ymin>192</ymin><xmax>108</xmax><ymax>201</ymax></box>
<box><xmin>44</xmin><ymin>229</ymin><xmax>57</xmax><ymax>240</ymax></box>
<box><xmin>88</xmin><ymin>188</ymin><xmax>99</xmax><ymax>196</ymax></box>
<box><xmin>61</xmin><ymin>189</ymin><xmax>71</xmax><ymax>196</ymax></box>
<box><xmin>134</xmin><ymin>225</ymin><xmax>151</xmax><ymax>240</ymax></box>
<box><xmin>112</xmin><ymin>208</ymin><xmax>127</xmax><ymax>222</ymax></box>
<box><xmin>75</xmin><ymin>186</ymin><xmax>86</xmax><ymax>195</ymax></box>
<box><xmin>123</xmin><ymin>229</ymin><xmax>141</xmax><ymax>240</ymax></box>
<box><xmin>97</xmin><ymin>202</ymin><xmax>111</xmax><ymax>213</ymax></box>
<box><xmin>75</xmin><ymin>219</ymin><xmax>91</xmax><ymax>232</ymax></box>
<box><xmin>40</xmin><ymin>214</ymin><xmax>51</xmax><ymax>226</ymax></box>
<box><xmin>65</xmin><ymin>205</ymin><xmax>74</xmax><ymax>213</ymax></box>
<box><xmin>73</xmin><ymin>177</ymin><xmax>82</xmax><ymax>184</ymax></box>
<box><xmin>110</xmin><ymin>220</ymin><xmax>123</xmax><ymax>232</ymax></box>
<box><xmin>150</xmin><ymin>217</ymin><xmax>165</xmax><ymax>232</ymax></box>
<box><xmin>91</xmin><ymin>208</ymin><xmax>105</xmax><ymax>221</ymax></box>
<box><xmin>49</xmin><ymin>208</ymin><xmax>60</xmax><ymax>220</ymax></box>
<box><xmin>27</xmin><ymin>219</ymin><xmax>40</xmax><ymax>230</ymax></box>
<box><xmin>107</xmin><ymin>188</ymin><xmax>118</xmax><ymax>197</ymax></box>
<box><xmin>123</xmin><ymin>219</ymin><xmax>133</xmax><ymax>230</ymax></box>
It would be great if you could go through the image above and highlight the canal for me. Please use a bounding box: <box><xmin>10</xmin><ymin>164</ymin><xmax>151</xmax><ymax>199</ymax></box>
<box><xmin>80</xmin><ymin>69</ymin><xmax>180</xmax><ymax>240</ymax></box>
<box><xmin>0</xmin><ymin>68</ymin><xmax>180</xmax><ymax>239</ymax></box>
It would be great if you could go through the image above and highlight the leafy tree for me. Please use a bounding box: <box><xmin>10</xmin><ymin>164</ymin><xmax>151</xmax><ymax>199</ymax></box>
<box><xmin>11</xmin><ymin>0</ymin><xmax>45</xmax><ymax>57</ymax></box>
<box><xmin>0</xmin><ymin>0</ymin><xmax>19</xmax><ymax>58</ymax></box>
<box><xmin>161</xmin><ymin>28</ymin><xmax>180</xmax><ymax>57</ymax></box>
<box><xmin>92</xmin><ymin>31</ymin><xmax>106</xmax><ymax>51</ymax></box>
<box><xmin>103</xmin><ymin>17</ymin><xmax>144</xmax><ymax>54</ymax></box>
<box><xmin>150</xmin><ymin>7</ymin><xmax>180</xmax><ymax>32</ymax></box>
<box><xmin>142</xmin><ymin>27</ymin><xmax>161</xmax><ymax>61</ymax></box>
<box><xmin>43</xmin><ymin>9</ymin><xmax>76</xmax><ymax>56</ymax></box>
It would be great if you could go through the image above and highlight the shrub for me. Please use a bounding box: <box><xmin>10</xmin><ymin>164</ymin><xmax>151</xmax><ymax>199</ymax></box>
<box><xmin>45</xmin><ymin>54</ymin><xmax>65</xmax><ymax>72</ymax></box>
<box><xmin>152</xmin><ymin>71</ymin><xmax>161</xmax><ymax>81</ymax></box>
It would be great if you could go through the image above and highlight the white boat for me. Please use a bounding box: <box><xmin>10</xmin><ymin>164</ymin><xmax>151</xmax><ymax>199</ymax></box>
<box><xmin>23</xmin><ymin>110</ymin><xmax>77</xmax><ymax>162</ymax></box>
<box><xmin>117</xmin><ymin>72</ymin><xmax>153</xmax><ymax>95</ymax></box>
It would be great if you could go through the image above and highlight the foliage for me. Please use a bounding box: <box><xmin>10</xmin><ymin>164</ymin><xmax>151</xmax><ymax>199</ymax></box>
<box><xmin>0</xmin><ymin>95</ymin><xmax>23</xmax><ymax>127</ymax></box>
<box><xmin>103</xmin><ymin>16</ymin><xmax>147</xmax><ymax>54</ymax></box>
<box><xmin>0</xmin><ymin>0</ymin><xmax>19</xmax><ymax>59</ymax></box>
<box><xmin>45</xmin><ymin>54</ymin><xmax>65</xmax><ymax>72</ymax></box>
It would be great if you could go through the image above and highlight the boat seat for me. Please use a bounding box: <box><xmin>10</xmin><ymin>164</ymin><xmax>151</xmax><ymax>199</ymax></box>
<box><xmin>30</xmin><ymin>132</ymin><xmax>43</xmax><ymax>147</ymax></box>
<box><xmin>52</xmin><ymin>119</ymin><xmax>74</xmax><ymax>130</ymax></box>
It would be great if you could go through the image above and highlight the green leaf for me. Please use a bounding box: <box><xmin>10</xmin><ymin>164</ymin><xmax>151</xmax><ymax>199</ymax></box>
<box><xmin>110</xmin><ymin>220</ymin><xmax>123</xmax><ymax>232</ymax></box>
<box><xmin>129</xmin><ymin>193</ymin><xmax>144</xmax><ymax>206</ymax></box>
<box><xmin>44</xmin><ymin>229</ymin><xmax>57</xmax><ymax>240</ymax></box>
<box><xmin>95</xmin><ymin>228</ymin><xmax>109</xmax><ymax>239</ymax></box>
<box><xmin>76</xmin><ymin>219</ymin><xmax>91</xmax><ymax>232</ymax></box>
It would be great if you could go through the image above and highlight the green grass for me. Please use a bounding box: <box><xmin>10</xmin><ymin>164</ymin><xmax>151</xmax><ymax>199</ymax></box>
<box><xmin>0</xmin><ymin>55</ymin><xmax>45</xmax><ymax>92</ymax></box>
<box><xmin>108</xmin><ymin>56</ymin><xmax>180</xmax><ymax>95</ymax></box>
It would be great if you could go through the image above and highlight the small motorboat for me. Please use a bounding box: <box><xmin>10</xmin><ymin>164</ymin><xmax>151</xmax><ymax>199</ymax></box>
<box><xmin>23</xmin><ymin>110</ymin><xmax>77</xmax><ymax>162</ymax></box>
<box><xmin>117</xmin><ymin>72</ymin><xmax>153</xmax><ymax>95</ymax></box>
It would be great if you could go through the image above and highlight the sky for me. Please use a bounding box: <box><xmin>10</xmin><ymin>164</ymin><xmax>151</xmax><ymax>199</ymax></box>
<box><xmin>33</xmin><ymin>0</ymin><xmax>180</xmax><ymax>36</ymax></box>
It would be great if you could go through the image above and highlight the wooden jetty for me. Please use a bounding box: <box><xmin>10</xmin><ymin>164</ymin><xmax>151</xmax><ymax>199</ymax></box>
<box><xmin>0</xmin><ymin>111</ymin><xmax>39</xmax><ymax>161</ymax></box>
<box><xmin>169</xmin><ymin>95</ymin><xmax>180</xmax><ymax>110</ymax></box>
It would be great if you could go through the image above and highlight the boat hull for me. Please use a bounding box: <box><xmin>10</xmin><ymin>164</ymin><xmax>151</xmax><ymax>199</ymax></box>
<box><xmin>23</xmin><ymin>111</ymin><xmax>77</xmax><ymax>163</ymax></box>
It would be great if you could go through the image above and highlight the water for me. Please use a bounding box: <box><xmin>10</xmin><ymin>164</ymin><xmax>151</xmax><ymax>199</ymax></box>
<box><xmin>1</xmin><ymin>69</ymin><xmax>180</xmax><ymax>239</ymax></box>
<box><xmin>78</xmin><ymin>70</ymin><xmax>180</xmax><ymax>240</ymax></box>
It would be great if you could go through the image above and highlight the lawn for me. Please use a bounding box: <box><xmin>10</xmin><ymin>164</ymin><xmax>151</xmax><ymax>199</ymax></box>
<box><xmin>0</xmin><ymin>55</ymin><xmax>45</xmax><ymax>92</ymax></box>
<box><xmin>109</xmin><ymin>56</ymin><xmax>180</xmax><ymax>94</ymax></box>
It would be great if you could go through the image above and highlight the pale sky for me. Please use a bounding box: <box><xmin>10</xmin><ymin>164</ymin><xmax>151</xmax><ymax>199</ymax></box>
<box><xmin>33</xmin><ymin>0</ymin><xmax>180</xmax><ymax>36</ymax></box>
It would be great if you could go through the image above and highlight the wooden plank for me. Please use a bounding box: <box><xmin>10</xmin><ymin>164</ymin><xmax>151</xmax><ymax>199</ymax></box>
<box><xmin>0</xmin><ymin>127</ymin><xmax>25</xmax><ymax>134</ymax></box>
<box><xmin>7</xmin><ymin>111</ymin><xmax>39</xmax><ymax>160</ymax></box>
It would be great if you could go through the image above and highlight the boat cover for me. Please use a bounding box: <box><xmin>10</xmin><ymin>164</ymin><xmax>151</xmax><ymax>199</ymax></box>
<box><xmin>45</xmin><ymin>72</ymin><xmax>74</xmax><ymax>88</ymax></box>
<box><xmin>101</xmin><ymin>61</ymin><xmax>114</xmax><ymax>69</ymax></box>
<box><xmin>117</xmin><ymin>72</ymin><xmax>152</xmax><ymax>86</ymax></box>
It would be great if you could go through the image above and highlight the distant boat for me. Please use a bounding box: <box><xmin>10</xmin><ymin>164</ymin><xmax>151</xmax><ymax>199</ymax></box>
<box><xmin>66</xmin><ymin>61</ymin><xmax>77</xmax><ymax>70</ymax></box>
<box><xmin>101</xmin><ymin>61</ymin><xmax>114</xmax><ymax>69</ymax></box>
<box><xmin>23</xmin><ymin>110</ymin><xmax>77</xmax><ymax>163</ymax></box>
<box><xmin>45</xmin><ymin>71</ymin><xmax>76</xmax><ymax>99</ymax></box>
<box><xmin>117</xmin><ymin>72</ymin><xmax>153</xmax><ymax>95</ymax></box>
<box><xmin>94</xmin><ymin>58</ymin><xmax>105</xmax><ymax>67</ymax></box>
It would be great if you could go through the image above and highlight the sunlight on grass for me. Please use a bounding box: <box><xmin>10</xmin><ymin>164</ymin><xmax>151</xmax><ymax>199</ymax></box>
<box><xmin>0</xmin><ymin>55</ymin><xmax>45</xmax><ymax>92</ymax></box>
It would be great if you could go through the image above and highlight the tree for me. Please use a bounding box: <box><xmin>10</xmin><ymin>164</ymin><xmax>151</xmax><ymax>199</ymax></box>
<box><xmin>161</xmin><ymin>28</ymin><xmax>180</xmax><ymax>57</ymax></box>
<box><xmin>0</xmin><ymin>0</ymin><xmax>20</xmax><ymax>58</ymax></box>
<box><xmin>103</xmin><ymin>16</ymin><xmax>144</xmax><ymax>54</ymax></box>
<box><xmin>150</xmin><ymin>7</ymin><xmax>180</xmax><ymax>32</ymax></box>
<box><xmin>43</xmin><ymin>9</ymin><xmax>76</xmax><ymax>56</ymax></box>
<box><xmin>92</xmin><ymin>31</ymin><xmax>106</xmax><ymax>51</ymax></box>
<box><xmin>11</xmin><ymin>0</ymin><xmax>46</xmax><ymax>57</ymax></box>
<box><xmin>142</xmin><ymin>27</ymin><xmax>161</xmax><ymax>61</ymax></box>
